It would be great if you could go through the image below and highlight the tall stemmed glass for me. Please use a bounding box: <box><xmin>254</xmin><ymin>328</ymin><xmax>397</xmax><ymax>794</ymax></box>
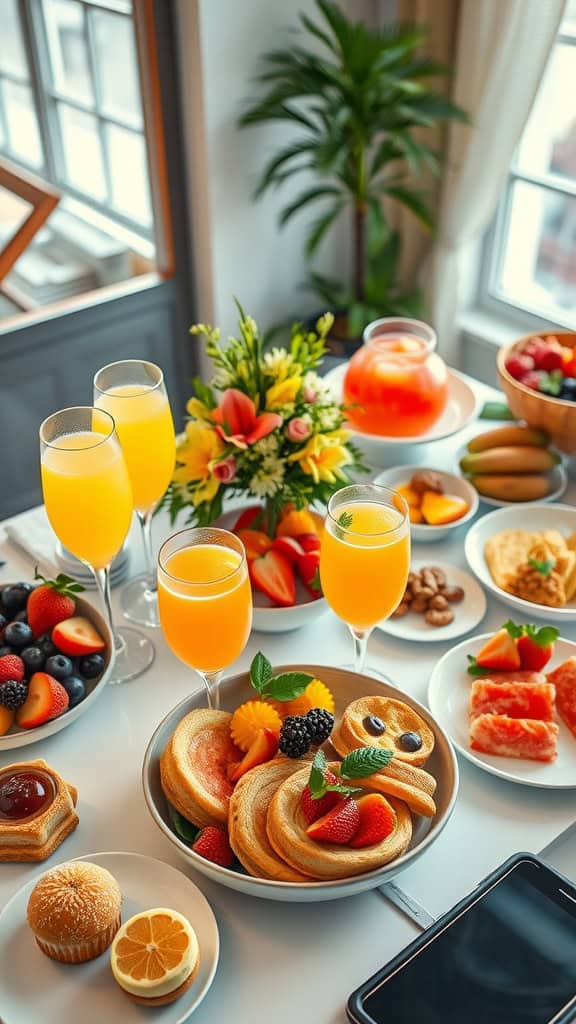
<box><xmin>319</xmin><ymin>483</ymin><xmax>410</xmax><ymax>675</ymax></box>
<box><xmin>157</xmin><ymin>528</ymin><xmax>252</xmax><ymax>709</ymax></box>
<box><xmin>39</xmin><ymin>407</ymin><xmax>155</xmax><ymax>683</ymax></box>
<box><xmin>94</xmin><ymin>360</ymin><xmax>176</xmax><ymax>628</ymax></box>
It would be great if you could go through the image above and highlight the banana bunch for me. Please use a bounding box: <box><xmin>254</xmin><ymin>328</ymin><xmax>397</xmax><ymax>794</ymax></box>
<box><xmin>460</xmin><ymin>425</ymin><xmax>560</xmax><ymax>501</ymax></box>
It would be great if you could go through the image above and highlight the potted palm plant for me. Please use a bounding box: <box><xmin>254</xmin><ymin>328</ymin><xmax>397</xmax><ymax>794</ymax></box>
<box><xmin>239</xmin><ymin>0</ymin><xmax>466</xmax><ymax>343</ymax></box>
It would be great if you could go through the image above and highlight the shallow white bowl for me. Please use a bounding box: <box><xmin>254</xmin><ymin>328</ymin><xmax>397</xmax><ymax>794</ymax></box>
<box><xmin>373</xmin><ymin>465</ymin><xmax>479</xmax><ymax>542</ymax></box>
<box><xmin>464</xmin><ymin>503</ymin><xmax>576</xmax><ymax>622</ymax></box>
<box><xmin>455</xmin><ymin>444</ymin><xmax>568</xmax><ymax>508</ymax></box>
<box><xmin>142</xmin><ymin>664</ymin><xmax>459</xmax><ymax>902</ymax></box>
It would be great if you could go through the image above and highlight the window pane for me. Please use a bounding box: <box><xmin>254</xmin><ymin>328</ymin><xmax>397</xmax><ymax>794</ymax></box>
<box><xmin>43</xmin><ymin>0</ymin><xmax>94</xmax><ymax>105</ymax></box>
<box><xmin>2</xmin><ymin>81</ymin><xmax>43</xmax><ymax>167</ymax></box>
<box><xmin>105</xmin><ymin>124</ymin><xmax>151</xmax><ymax>224</ymax></box>
<box><xmin>499</xmin><ymin>180</ymin><xmax>576</xmax><ymax>316</ymax></box>
<box><xmin>58</xmin><ymin>104</ymin><xmax>106</xmax><ymax>199</ymax></box>
<box><xmin>516</xmin><ymin>44</ymin><xmax>576</xmax><ymax>188</ymax></box>
<box><xmin>563</xmin><ymin>0</ymin><xmax>576</xmax><ymax>32</ymax></box>
<box><xmin>0</xmin><ymin>0</ymin><xmax>28</xmax><ymax>79</ymax></box>
<box><xmin>92</xmin><ymin>10</ymin><xmax>142</xmax><ymax>126</ymax></box>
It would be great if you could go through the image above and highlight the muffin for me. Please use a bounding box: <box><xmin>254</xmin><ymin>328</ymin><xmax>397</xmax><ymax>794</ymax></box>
<box><xmin>111</xmin><ymin>908</ymin><xmax>199</xmax><ymax>1005</ymax></box>
<box><xmin>27</xmin><ymin>860</ymin><xmax>122</xmax><ymax>963</ymax></box>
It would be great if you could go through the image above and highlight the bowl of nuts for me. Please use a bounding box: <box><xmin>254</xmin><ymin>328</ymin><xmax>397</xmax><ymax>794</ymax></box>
<box><xmin>373</xmin><ymin>466</ymin><xmax>479</xmax><ymax>542</ymax></box>
<box><xmin>377</xmin><ymin>562</ymin><xmax>487</xmax><ymax>642</ymax></box>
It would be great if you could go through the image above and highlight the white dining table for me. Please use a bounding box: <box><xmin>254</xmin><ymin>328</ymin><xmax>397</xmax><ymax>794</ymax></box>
<box><xmin>1</xmin><ymin>373</ymin><xmax>575</xmax><ymax>1024</ymax></box>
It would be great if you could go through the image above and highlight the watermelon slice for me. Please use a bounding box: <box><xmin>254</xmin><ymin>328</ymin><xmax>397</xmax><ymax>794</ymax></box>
<box><xmin>469</xmin><ymin>680</ymin><xmax>556</xmax><ymax>722</ymax></box>
<box><xmin>547</xmin><ymin>657</ymin><xmax>576</xmax><ymax>740</ymax></box>
<box><xmin>469</xmin><ymin>714</ymin><xmax>558</xmax><ymax>762</ymax></box>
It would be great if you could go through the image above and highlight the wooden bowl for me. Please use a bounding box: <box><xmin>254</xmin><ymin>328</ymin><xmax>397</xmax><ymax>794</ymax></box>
<box><xmin>497</xmin><ymin>332</ymin><xmax>576</xmax><ymax>454</ymax></box>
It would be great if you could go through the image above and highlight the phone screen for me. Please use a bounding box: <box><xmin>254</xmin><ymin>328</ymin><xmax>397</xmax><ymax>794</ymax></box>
<box><xmin>362</xmin><ymin>860</ymin><xmax>576</xmax><ymax>1024</ymax></box>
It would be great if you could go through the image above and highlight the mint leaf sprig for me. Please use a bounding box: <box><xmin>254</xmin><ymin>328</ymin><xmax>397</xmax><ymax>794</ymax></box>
<box><xmin>528</xmin><ymin>556</ymin><xmax>555</xmax><ymax>576</ymax></box>
<box><xmin>249</xmin><ymin>651</ymin><xmax>313</xmax><ymax>702</ymax></box>
<box><xmin>307</xmin><ymin>747</ymin><xmax>394</xmax><ymax>802</ymax></box>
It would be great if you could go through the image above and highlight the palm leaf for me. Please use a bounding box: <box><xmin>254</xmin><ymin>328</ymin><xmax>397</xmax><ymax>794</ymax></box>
<box><xmin>305</xmin><ymin>201</ymin><xmax>345</xmax><ymax>258</ymax></box>
<box><xmin>254</xmin><ymin>142</ymin><xmax>316</xmax><ymax>196</ymax></box>
<box><xmin>299</xmin><ymin>11</ymin><xmax>337</xmax><ymax>53</ymax></box>
<box><xmin>384</xmin><ymin>186</ymin><xmax>433</xmax><ymax>229</ymax></box>
<box><xmin>279</xmin><ymin>186</ymin><xmax>342</xmax><ymax>226</ymax></box>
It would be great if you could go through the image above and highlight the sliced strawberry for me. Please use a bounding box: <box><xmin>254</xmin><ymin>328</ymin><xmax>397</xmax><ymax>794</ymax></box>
<box><xmin>512</xmin><ymin>624</ymin><xmax>559</xmax><ymax>672</ymax></box>
<box><xmin>298</xmin><ymin>533</ymin><xmax>321</xmax><ymax>553</ymax></box>
<box><xmin>27</xmin><ymin>570</ymin><xmax>83</xmax><ymax>638</ymax></box>
<box><xmin>349</xmin><ymin>794</ymin><xmax>396</xmax><ymax>848</ymax></box>
<box><xmin>0</xmin><ymin>654</ymin><xmax>24</xmax><ymax>684</ymax></box>
<box><xmin>272</xmin><ymin>536</ymin><xmax>305</xmax><ymax>563</ymax></box>
<box><xmin>232</xmin><ymin>507</ymin><xmax>262</xmax><ymax>532</ymax></box>
<box><xmin>300</xmin><ymin>783</ymin><xmax>341</xmax><ymax>824</ymax></box>
<box><xmin>475</xmin><ymin>629</ymin><xmax>521</xmax><ymax>672</ymax></box>
<box><xmin>236</xmin><ymin>529</ymin><xmax>272</xmax><ymax>561</ymax></box>
<box><xmin>51</xmin><ymin>616</ymin><xmax>105</xmax><ymax>656</ymax></box>
<box><xmin>296</xmin><ymin>551</ymin><xmax>322</xmax><ymax>598</ymax></box>
<box><xmin>250</xmin><ymin>550</ymin><xmax>295</xmax><ymax>607</ymax></box>
<box><xmin>228</xmin><ymin>728</ymin><xmax>279</xmax><ymax>783</ymax></box>
<box><xmin>16</xmin><ymin>672</ymin><xmax>69</xmax><ymax>729</ymax></box>
<box><xmin>192</xmin><ymin>826</ymin><xmax>234</xmax><ymax>867</ymax></box>
<box><xmin>306</xmin><ymin>797</ymin><xmax>360</xmax><ymax>844</ymax></box>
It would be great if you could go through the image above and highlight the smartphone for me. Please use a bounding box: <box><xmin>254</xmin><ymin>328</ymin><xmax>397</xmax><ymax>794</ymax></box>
<box><xmin>347</xmin><ymin>853</ymin><xmax>576</xmax><ymax>1024</ymax></box>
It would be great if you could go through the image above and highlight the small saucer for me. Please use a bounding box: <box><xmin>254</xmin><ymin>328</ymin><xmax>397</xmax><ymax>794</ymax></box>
<box><xmin>377</xmin><ymin>563</ymin><xmax>487</xmax><ymax>643</ymax></box>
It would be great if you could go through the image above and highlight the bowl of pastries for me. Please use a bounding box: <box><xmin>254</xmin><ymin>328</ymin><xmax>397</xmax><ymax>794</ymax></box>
<box><xmin>142</xmin><ymin>660</ymin><xmax>458</xmax><ymax>902</ymax></box>
<box><xmin>465</xmin><ymin>503</ymin><xmax>576</xmax><ymax>623</ymax></box>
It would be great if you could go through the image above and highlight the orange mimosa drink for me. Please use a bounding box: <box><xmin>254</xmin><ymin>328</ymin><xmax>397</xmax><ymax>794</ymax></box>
<box><xmin>41</xmin><ymin>430</ymin><xmax>133</xmax><ymax>569</ymax></box>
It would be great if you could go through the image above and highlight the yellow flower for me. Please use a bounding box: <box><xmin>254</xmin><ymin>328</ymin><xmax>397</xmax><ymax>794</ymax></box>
<box><xmin>173</xmin><ymin>421</ymin><xmax>224</xmax><ymax>505</ymax></box>
<box><xmin>266</xmin><ymin>375</ymin><xmax>302</xmax><ymax>410</ymax></box>
<box><xmin>186</xmin><ymin>397</ymin><xmax>213</xmax><ymax>422</ymax></box>
<box><xmin>287</xmin><ymin>432</ymin><xmax>352</xmax><ymax>484</ymax></box>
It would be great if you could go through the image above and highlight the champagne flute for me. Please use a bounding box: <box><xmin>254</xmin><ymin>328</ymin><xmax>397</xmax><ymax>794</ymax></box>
<box><xmin>93</xmin><ymin>360</ymin><xmax>176</xmax><ymax>628</ymax></box>
<box><xmin>40</xmin><ymin>407</ymin><xmax>155</xmax><ymax>683</ymax></box>
<box><xmin>319</xmin><ymin>483</ymin><xmax>410</xmax><ymax>675</ymax></box>
<box><xmin>157</xmin><ymin>528</ymin><xmax>252</xmax><ymax>709</ymax></box>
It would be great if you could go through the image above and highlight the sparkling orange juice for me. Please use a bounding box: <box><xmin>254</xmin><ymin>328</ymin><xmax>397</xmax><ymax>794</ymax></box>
<box><xmin>95</xmin><ymin>384</ymin><xmax>175</xmax><ymax>513</ymax></box>
<box><xmin>320</xmin><ymin>501</ymin><xmax>410</xmax><ymax>630</ymax></box>
<box><xmin>158</xmin><ymin>544</ymin><xmax>252</xmax><ymax>672</ymax></box>
<box><xmin>41</xmin><ymin>431</ymin><xmax>133</xmax><ymax>569</ymax></box>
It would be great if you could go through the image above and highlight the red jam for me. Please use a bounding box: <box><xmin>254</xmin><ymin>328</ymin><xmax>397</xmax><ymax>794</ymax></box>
<box><xmin>0</xmin><ymin>770</ymin><xmax>55</xmax><ymax>821</ymax></box>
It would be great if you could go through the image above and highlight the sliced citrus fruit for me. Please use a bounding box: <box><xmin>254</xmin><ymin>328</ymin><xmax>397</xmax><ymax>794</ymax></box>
<box><xmin>268</xmin><ymin>678</ymin><xmax>335</xmax><ymax>719</ymax></box>
<box><xmin>230</xmin><ymin>700</ymin><xmax>282</xmax><ymax>752</ymax></box>
<box><xmin>110</xmin><ymin>908</ymin><xmax>199</xmax><ymax>999</ymax></box>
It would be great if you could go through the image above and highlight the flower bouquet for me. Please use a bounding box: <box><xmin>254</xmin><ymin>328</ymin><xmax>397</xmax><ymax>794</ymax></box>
<box><xmin>161</xmin><ymin>303</ymin><xmax>366</xmax><ymax>609</ymax></box>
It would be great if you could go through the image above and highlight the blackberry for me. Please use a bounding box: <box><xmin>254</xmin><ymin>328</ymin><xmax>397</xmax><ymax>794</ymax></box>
<box><xmin>0</xmin><ymin>680</ymin><xmax>28</xmax><ymax>710</ymax></box>
<box><xmin>305</xmin><ymin>708</ymin><xmax>334</xmax><ymax>744</ymax></box>
<box><xmin>279</xmin><ymin>716</ymin><xmax>312</xmax><ymax>758</ymax></box>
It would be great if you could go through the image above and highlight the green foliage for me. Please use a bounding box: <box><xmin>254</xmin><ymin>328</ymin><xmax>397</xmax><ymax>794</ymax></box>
<box><xmin>239</xmin><ymin>0</ymin><xmax>467</xmax><ymax>327</ymax></box>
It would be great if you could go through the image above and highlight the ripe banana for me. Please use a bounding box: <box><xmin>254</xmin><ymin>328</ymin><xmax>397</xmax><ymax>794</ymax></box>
<box><xmin>466</xmin><ymin>425</ymin><xmax>549</xmax><ymax>453</ymax></box>
<box><xmin>470</xmin><ymin>474</ymin><xmax>551</xmax><ymax>502</ymax></box>
<box><xmin>460</xmin><ymin>446</ymin><xmax>559</xmax><ymax>475</ymax></box>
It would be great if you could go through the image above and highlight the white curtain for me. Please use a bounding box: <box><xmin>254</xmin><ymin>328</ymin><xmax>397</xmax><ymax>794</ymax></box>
<box><xmin>428</xmin><ymin>0</ymin><xmax>565</xmax><ymax>363</ymax></box>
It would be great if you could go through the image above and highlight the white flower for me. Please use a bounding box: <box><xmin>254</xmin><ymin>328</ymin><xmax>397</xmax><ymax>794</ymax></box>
<box><xmin>318</xmin><ymin>406</ymin><xmax>341</xmax><ymax>431</ymax></box>
<box><xmin>252</xmin><ymin>434</ymin><xmax>279</xmax><ymax>457</ymax></box>
<box><xmin>303</xmin><ymin>371</ymin><xmax>332</xmax><ymax>404</ymax></box>
<box><xmin>263</xmin><ymin>347</ymin><xmax>294</xmax><ymax>381</ymax></box>
<box><xmin>249</xmin><ymin>458</ymin><xmax>285</xmax><ymax>498</ymax></box>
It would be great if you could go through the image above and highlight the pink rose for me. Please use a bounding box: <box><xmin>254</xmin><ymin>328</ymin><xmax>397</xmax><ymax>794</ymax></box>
<box><xmin>214</xmin><ymin>455</ymin><xmax>237</xmax><ymax>483</ymax></box>
<box><xmin>303</xmin><ymin>386</ymin><xmax>318</xmax><ymax>404</ymax></box>
<box><xmin>286</xmin><ymin>416</ymin><xmax>312</xmax><ymax>443</ymax></box>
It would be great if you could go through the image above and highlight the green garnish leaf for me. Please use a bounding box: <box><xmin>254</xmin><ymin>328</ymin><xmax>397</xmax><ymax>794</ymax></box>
<box><xmin>337</xmin><ymin>510</ymin><xmax>353</xmax><ymax>530</ymax></box>
<box><xmin>503</xmin><ymin>619</ymin><xmax>523</xmax><ymax>639</ymax></box>
<box><xmin>249</xmin><ymin>651</ymin><xmax>273</xmax><ymax>694</ymax></box>
<box><xmin>34</xmin><ymin>566</ymin><xmax>85</xmax><ymax>594</ymax></box>
<box><xmin>309</xmin><ymin>750</ymin><xmax>328</xmax><ymax>796</ymax></box>
<box><xmin>262</xmin><ymin>671</ymin><xmax>314</xmax><ymax>701</ymax></box>
<box><xmin>523</xmin><ymin>624</ymin><xmax>560</xmax><ymax>647</ymax></box>
<box><xmin>528</xmin><ymin>557</ymin><xmax>555</xmax><ymax>576</ymax></box>
<box><xmin>479</xmin><ymin>401</ymin><xmax>515</xmax><ymax>421</ymax></box>
<box><xmin>309</xmin><ymin>566</ymin><xmax>322</xmax><ymax>594</ymax></box>
<box><xmin>466</xmin><ymin>655</ymin><xmax>494</xmax><ymax>676</ymax></box>
<box><xmin>168</xmin><ymin>805</ymin><xmax>199</xmax><ymax>845</ymax></box>
<box><xmin>340</xmin><ymin>746</ymin><xmax>393</xmax><ymax>778</ymax></box>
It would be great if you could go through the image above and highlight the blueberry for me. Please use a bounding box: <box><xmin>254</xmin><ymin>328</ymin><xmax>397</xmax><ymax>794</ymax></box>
<box><xmin>13</xmin><ymin>610</ymin><xmax>28</xmax><ymax>623</ymax></box>
<box><xmin>36</xmin><ymin>635</ymin><xmax>58</xmax><ymax>659</ymax></box>
<box><xmin>1</xmin><ymin>584</ymin><xmax>31</xmax><ymax>616</ymax></box>
<box><xmin>398</xmin><ymin>731</ymin><xmax>423</xmax><ymax>752</ymax></box>
<box><xmin>44</xmin><ymin>654</ymin><xmax>73</xmax><ymax>681</ymax></box>
<box><xmin>3</xmin><ymin>622</ymin><xmax>33</xmax><ymax>649</ymax></box>
<box><xmin>79</xmin><ymin>653</ymin><xmax>105</xmax><ymax>679</ymax></box>
<box><xmin>0</xmin><ymin>613</ymin><xmax>7</xmax><ymax>634</ymax></box>
<box><xmin>560</xmin><ymin>376</ymin><xmax>576</xmax><ymax>401</ymax></box>
<box><xmin>20</xmin><ymin>646</ymin><xmax>45</xmax><ymax>674</ymax></box>
<box><xmin>363</xmin><ymin>714</ymin><xmax>386</xmax><ymax>736</ymax></box>
<box><xmin>60</xmin><ymin>675</ymin><xmax>86</xmax><ymax>708</ymax></box>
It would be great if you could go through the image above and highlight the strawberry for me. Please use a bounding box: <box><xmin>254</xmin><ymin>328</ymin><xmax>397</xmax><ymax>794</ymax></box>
<box><xmin>306</xmin><ymin>797</ymin><xmax>360</xmax><ymax>844</ymax></box>
<box><xmin>16</xmin><ymin>672</ymin><xmax>69</xmax><ymax>729</ymax></box>
<box><xmin>468</xmin><ymin>628</ymin><xmax>521</xmax><ymax>675</ymax></box>
<box><xmin>298</xmin><ymin>533</ymin><xmax>321</xmax><ymax>553</ymax></box>
<box><xmin>249</xmin><ymin>550</ymin><xmax>295</xmax><ymax>607</ymax></box>
<box><xmin>296</xmin><ymin>551</ymin><xmax>322</xmax><ymax>598</ymax></box>
<box><xmin>272</xmin><ymin>536</ymin><xmax>305</xmax><ymax>563</ymax></box>
<box><xmin>0</xmin><ymin>654</ymin><xmax>24</xmax><ymax>683</ymax></box>
<box><xmin>349</xmin><ymin>794</ymin><xmax>396</xmax><ymax>848</ymax></box>
<box><xmin>27</xmin><ymin>570</ymin><xmax>84</xmax><ymax>639</ymax></box>
<box><xmin>505</xmin><ymin>353</ymin><xmax>535</xmax><ymax>380</ymax></box>
<box><xmin>228</xmin><ymin>728</ymin><xmax>279</xmax><ymax>783</ymax></box>
<box><xmin>192</xmin><ymin>826</ymin><xmax>234</xmax><ymax>867</ymax></box>
<box><xmin>236</xmin><ymin>529</ymin><xmax>272</xmax><ymax>561</ymax></box>
<box><xmin>504</xmin><ymin>621</ymin><xmax>559</xmax><ymax>672</ymax></box>
<box><xmin>300</xmin><ymin>769</ymin><xmax>341</xmax><ymax>824</ymax></box>
<box><xmin>232</xmin><ymin>506</ymin><xmax>262</xmax><ymax>532</ymax></box>
<box><xmin>51</xmin><ymin>616</ymin><xmax>105</xmax><ymax>656</ymax></box>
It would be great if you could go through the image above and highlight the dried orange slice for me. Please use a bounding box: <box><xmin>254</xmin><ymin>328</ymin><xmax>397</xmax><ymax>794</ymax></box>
<box><xmin>110</xmin><ymin>908</ymin><xmax>199</xmax><ymax>1000</ymax></box>
<box><xmin>230</xmin><ymin>700</ymin><xmax>282</xmax><ymax>752</ymax></box>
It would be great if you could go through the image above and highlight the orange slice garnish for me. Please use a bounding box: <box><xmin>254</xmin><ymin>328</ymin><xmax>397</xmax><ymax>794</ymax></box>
<box><xmin>110</xmin><ymin>908</ymin><xmax>198</xmax><ymax>998</ymax></box>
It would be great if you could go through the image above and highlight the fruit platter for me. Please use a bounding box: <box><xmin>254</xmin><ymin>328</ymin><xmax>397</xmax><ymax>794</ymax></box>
<box><xmin>458</xmin><ymin>424</ymin><xmax>567</xmax><ymax>506</ymax></box>
<box><xmin>0</xmin><ymin>574</ymin><xmax>113</xmax><ymax>749</ymax></box>
<box><xmin>143</xmin><ymin>657</ymin><xmax>458</xmax><ymax>902</ymax></box>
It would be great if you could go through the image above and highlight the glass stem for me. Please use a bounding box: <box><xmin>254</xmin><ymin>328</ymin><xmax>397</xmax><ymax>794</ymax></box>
<box><xmin>351</xmin><ymin>628</ymin><xmax>370</xmax><ymax>674</ymax></box>
<box><xmin>199</xmin><ymin>671</ymin><xmax>222</xmax><ymax>710</ymax></box>
<box><xmin>94</xmin><ymin>567</ymin><xmax>124</xmax><ymax>653</ymax></box>
<box><xmin>137</xmin><ymin>509</ymin><xmax>157</xmax><ymax>594</ymax></box>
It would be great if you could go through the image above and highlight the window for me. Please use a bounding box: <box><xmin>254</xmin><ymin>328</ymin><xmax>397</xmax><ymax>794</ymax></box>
<box><xmin>482</xmin><ymin>0</ymin><xmax>576</xmax><ymax>328</ymax></box>
<box><xmin>0</xmin><ymin>0</ymin><xmax>153</xmax><ymax>239</ymax></box>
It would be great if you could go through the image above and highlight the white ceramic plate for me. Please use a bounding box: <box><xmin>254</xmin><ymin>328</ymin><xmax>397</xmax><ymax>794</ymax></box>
<box><xmin>454</xmin><ymin>445</ymin><xmax>568</xmax><ymax>508</ymax></box>
<box><xmin>428</xmin><ymin>634</ymin><xmax>576</xmax><ymax>789</ymax></box>
<box><xmin>324</xmin><ymin>364</ymin><xmax>481</xmax><ymax>448</ymax></box>
<box><xmin>377</xmin><ymin>563</ymin><xmax>487</xmax><ymax>642</ymax></box>
<box><xmin>373</xmin><ymin>466</ymin><xmax>479</xmax><ymax>542</ymax></box>
<box><xmin>0</xmin><ymin>851</ymin><xmax>219</xmax><ymax>1024</ymax></box>
<box><xmin>0</xmin><ymin>592</ymin><xmax>114</xmax><ymax>750</ymax></box>
<box><xmin>464</xmin><ymin>503</ymin><xmax>576</xmax><ymax>623</ymax></box>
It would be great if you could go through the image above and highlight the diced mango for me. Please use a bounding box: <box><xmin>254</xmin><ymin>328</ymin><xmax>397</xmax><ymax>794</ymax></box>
<box><xmin>420</xmin><ymin>491</ymin><xmax>468</xmax><ymax>525</ymax></box>
<box><xmin>409</xmin><ymin>506</ymin><xmax>424</xmax><ymax>524</ymax></box>
<box><xmin>236</xmin><ymin>529</ymin><xmax>272</xmax><ymax>560</ymax></box>
<box><xmin>276</xmin><ymin>509</ymin><xmax>319</xmax><ymax>538</ymax></box>
<box><xmin>0</xmin><ymin>706</ymin><xmax>14</xmax><ymax>736</ymax></box>
<box><xmin>397</xmin><ymin>483</ymin><xmax>421</xmax><ymax>509</ymax></box>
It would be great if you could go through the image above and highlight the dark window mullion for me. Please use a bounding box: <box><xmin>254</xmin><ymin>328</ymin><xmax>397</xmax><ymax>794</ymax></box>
<box><xmin>24</xmin><ymin>0</ymin><xmax>59</xmax><ymax>181</ymax></box>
